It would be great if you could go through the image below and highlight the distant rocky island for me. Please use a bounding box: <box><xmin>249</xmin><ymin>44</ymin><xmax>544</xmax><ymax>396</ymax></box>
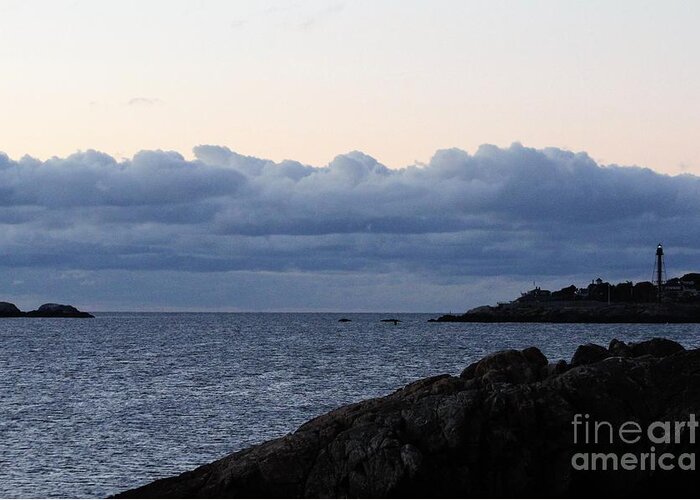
<box><xmin>434</xmin><ymin>271</ymin><xmax>700</xmax><ymax>323</ymax></box>
<box><xmin>0</xmin><ymin>302</ymin><xmax>93</xmax><ymax>318</ymax></box>
<box><xmin>115</xmin><ymin>337</ymin><xmax>700</xmax><ymax>497</ymax></box>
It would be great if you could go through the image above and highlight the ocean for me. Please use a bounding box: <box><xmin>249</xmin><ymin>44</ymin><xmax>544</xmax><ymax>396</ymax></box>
<box><xmin>2</xmin><ymin>312</ymin><xmax>700</xmax><ymax>498</ymax></box>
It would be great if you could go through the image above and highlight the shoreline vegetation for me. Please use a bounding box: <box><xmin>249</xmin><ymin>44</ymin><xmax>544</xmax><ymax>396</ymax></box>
<box><xmin>0</xmin><ymin>301</ymin><xmax>93</xmax><ymax>318</ymax></box>
<box><xmin>433</xmin><ymin>271</ymin><xmax>700</xmax><ymax>323</ymax></box>
<box><xmin>115</xmin><ymin>337</ymin><xmax>700</xmax><ymax>498</ymax></box>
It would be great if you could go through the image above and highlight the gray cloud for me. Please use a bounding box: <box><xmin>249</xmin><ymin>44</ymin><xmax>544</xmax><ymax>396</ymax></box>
<box><xmin>0</xmin><ymin>143</ymin><xmax>698</xmax><ymax>310</ymax></box>
<box><xmin>126</xmin><ymin>97</ymin><xmax>163</xmax><ymax>106</ymax></box>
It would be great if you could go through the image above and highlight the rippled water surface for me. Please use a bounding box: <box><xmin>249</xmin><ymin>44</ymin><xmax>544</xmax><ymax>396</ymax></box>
<box><xmin>2</xmin><ymin>312</ymin><xmax>700</xmax><ymax>497</ymax></box>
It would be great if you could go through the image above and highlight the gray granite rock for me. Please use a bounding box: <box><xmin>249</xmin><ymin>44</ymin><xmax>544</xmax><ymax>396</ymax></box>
<box><xmin>115</xmin><ymin>338</ymin><xmax>700</xmax><ymax>498</ymax></box>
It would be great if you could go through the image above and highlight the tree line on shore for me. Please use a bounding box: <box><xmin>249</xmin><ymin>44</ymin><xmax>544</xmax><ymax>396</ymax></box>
<box><xmin>518</xmin><ymin>273</ymin><xmax>700</xmax><ymax>304</ymax></box>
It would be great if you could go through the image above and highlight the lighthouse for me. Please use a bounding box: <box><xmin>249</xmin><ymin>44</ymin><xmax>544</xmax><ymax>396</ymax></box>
<box><xmin>652</xmin><ymin>243</ymin><xmax>666</xmax><ymax>302</ymax></box>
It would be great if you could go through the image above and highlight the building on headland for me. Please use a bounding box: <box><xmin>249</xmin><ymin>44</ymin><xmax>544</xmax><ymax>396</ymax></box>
<box><xmin>514</xmin><ymin>244</ymin><xmax>700</xmax><ymax>305</ymax></box>
<box><xmin>662</xmin><ymin>277</ymin><xmax>699</xmax><ymax>301</ymax></box>
<box><xmin>517</xmin><ymin>286</ymin><xmax>551</xmax><ymax>302</ymax></box>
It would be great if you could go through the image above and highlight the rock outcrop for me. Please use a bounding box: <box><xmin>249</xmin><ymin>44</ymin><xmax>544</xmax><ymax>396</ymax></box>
<box><xmin>25</xmin><ymin>303</ymin><xmax>94</xmax><ymax>318</ymax></box>
<box><xmin>0</xmin><ymin>301</ymin><xmax>93</xmax><ymax>318</ymax></box>
<box><xmin>0</xmin><ymin>301</ymin><xmax>24</xmax><ymax>317</ymax></box>
<box><xmin>570</xmin><ymin>343</ymin><xmax>611</xmax><ymax>367</ymax></box>
<box><xmin>435</xmin><ymin>302</ymin><xmax>700</xmax><ymax>323</ymax></box>
<box><xmin>116</xmin><ymin>337</ymin><xmax>700</xmax><ymax>498</ymax></box>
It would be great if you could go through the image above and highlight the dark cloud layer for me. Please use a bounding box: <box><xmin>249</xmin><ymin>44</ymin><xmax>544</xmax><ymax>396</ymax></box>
<box><xmin>0</xmin><ymin>143</ymin><xmax>698</xmax><ymax>310</ymax></box>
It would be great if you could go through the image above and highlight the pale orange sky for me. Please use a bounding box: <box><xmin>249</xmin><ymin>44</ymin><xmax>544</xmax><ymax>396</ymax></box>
<box><xmin>1</xmin><ymin>0</ymin><xmax>698</xmax><ymax>173</ymax></box>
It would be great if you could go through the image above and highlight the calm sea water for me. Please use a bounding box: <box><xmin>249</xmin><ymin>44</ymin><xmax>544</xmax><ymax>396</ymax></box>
<box><xmin>2</xmin><ymin>312</ymin><xmax>700</xmax><ymax>498</ymax></box>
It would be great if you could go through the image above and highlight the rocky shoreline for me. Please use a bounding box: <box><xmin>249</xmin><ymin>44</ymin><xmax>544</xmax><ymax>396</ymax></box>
<box><xmin>433</xmin><ymin>301</ymin><xmax>700</xmax><ymax>323</ymax></box>
<box><xmin>0</xmin><ymin>302</ymin><xmax>93</xmax><ymax>318</ymax></box>
<box><xmin>116</xmin><ymin>337</ymin><xmax>700</xmax><ymax>498</ymax></box>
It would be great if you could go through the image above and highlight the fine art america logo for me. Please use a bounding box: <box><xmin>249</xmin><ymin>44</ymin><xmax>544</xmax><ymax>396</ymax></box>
<box><xmin>571</xmin><ymin>413</ymin><xmax>697</xmax><ymax>471</ymax></box>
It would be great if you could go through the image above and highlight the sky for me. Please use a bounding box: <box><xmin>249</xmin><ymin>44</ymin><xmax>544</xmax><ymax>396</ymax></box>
<box><xmin>1</xmin><ymin>0</ymin><xmax>699</xmax><ymax>311</ymax></box>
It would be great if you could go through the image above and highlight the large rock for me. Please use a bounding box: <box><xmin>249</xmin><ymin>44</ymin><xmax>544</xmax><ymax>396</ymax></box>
<box><xmin>115</xmin><ymin>338</ymin><xmax>700</xmax><ymax>498</ymax></box>
<box><xmin>570</xmin><ymin>343</ymin><xmax>610</xmax><ymax>367</ymax></box>
<box><xmin>609</xmin><ymin>337</ymin><xmax>685</xmax><ymax>358</ymax></box>
<box><xmin>460</xmin><ymin>346</ymin><xmax>547</xmax><ymax>384</ymax></box>
<box><xmin>0</xmin><ymin>301</ymin><xmax>23</xmax><ymax>317</ymax></box>
<box><xmin>25</xmin><ymin>303</ymin><xmax>94</xmax><ymax>318</ymax></box>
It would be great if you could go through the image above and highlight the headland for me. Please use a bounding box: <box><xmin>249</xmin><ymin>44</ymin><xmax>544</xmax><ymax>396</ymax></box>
<box><xmin>434</xmin><ymin>264</ymin><xmax>700</xmax><ymax>323</ymax></box>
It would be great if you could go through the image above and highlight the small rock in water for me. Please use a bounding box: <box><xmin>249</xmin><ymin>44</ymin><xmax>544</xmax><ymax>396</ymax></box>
<box><xmin>380</xmin><ymin>318</ymin><xmax>401</xmax><ymax>324</ymax></box>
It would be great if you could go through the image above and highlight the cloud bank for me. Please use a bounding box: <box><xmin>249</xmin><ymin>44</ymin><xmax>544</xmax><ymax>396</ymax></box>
<box><xmin>1</xmin><ymin>143</ymin><xmax>698</xmax><ymax>310</ymax></box>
